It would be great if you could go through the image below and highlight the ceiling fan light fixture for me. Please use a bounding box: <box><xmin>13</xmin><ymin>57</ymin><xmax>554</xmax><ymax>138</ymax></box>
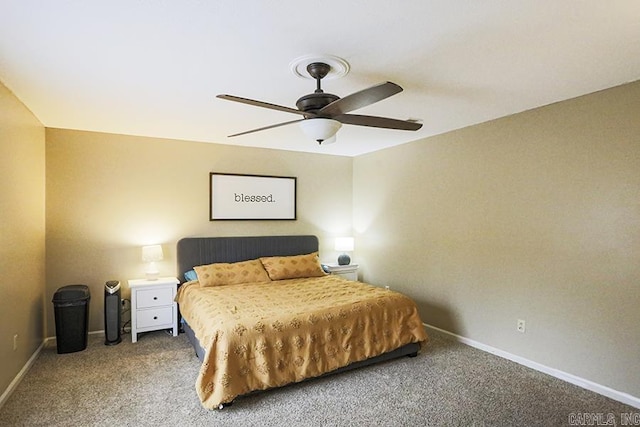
<box><xmin>299</xmin><ymin>118</ymin><xmax>342</xmax><ymax>144</ymax></box>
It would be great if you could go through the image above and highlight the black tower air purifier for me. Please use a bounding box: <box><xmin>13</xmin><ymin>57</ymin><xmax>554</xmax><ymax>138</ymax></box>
<box><xmin>104</xmin><ymin>280</ymin><xmax>122</xmax><ymax>345</ymax></box>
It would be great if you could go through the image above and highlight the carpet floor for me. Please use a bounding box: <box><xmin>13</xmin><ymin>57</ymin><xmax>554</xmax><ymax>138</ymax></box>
<box><xmin>0</xmin><ymin>328</ymin><xmax>635</xmax><ymax>426</ymax></box>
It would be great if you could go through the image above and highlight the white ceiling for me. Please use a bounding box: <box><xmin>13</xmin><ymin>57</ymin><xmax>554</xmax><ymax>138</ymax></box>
<box><xmin>1</xmin><ymin>1</ymin><xmax>639</xmax><ymax>157</ymax></box>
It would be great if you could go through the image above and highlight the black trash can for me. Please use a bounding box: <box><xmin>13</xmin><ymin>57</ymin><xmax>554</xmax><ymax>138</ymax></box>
<box><xmin>52</xmin><ymin>284</ymin><xmax>91</xmax><ymax>354</ymax></box>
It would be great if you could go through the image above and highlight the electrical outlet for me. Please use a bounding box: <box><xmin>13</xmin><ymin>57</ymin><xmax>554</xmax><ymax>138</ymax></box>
<box><xmin>517</xmin><ymin>319</ymin><xmax>526</xmax><ymax>333</ymax></box>
<box><xmin>13</xmin><ymin>334</ymin><xmax>18</xmax><ymax>351</ymax></box>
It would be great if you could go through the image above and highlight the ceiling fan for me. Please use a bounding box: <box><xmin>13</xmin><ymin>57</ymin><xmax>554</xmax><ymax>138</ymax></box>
<box><xmin>217</xmin><ymin>62</ymin><xmax>422</xmax><ymax>144</ymax></box>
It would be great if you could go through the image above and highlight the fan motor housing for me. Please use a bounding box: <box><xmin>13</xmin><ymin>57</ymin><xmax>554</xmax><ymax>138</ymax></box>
<box><xmin>296</xmin><ymin>92</ymin><xmax>340</xmax><ymax>114</ymax></box>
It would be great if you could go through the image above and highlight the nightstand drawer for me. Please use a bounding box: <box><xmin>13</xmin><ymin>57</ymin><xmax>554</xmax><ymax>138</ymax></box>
<box><xmin>136</xmin><ymin>288</ymin><xmax>173</xmax><ymax>308</ymax></box>
<box><xmin>137</xmin><ymin>307</ymin><xmax>173</xmax><ymax>328</ymax></box>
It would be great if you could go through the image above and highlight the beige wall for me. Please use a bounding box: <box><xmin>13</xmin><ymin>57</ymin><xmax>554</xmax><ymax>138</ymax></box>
<box><xmin>45</xmin><ymin>129</ymin><xmax>353</xmax><ymax>336</ymax></box>
<box><xmin>353</xmin><ymin>80</ymin><xmax>640</xmax><ymax>398</ymax></box>
<box><xmin>0</xmin><ymin>82</ymin><xmax>46</xmax><ymax>394</ymax></box>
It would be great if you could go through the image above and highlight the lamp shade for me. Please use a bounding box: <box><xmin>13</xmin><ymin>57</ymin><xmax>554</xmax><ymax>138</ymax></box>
<box><xmin>335</xmin><ymin>237</ymin><xmax>354</xmax><ymax>252</ymax></box>
<box><xmin>141</xmin><ymin>245</ymin><xmax>163</xmax><ymax>262</ymax></box>
<box><xmin>299</xmin><ymin>118</ymin><xmax>342</xmax><ymax>144</ymax></box>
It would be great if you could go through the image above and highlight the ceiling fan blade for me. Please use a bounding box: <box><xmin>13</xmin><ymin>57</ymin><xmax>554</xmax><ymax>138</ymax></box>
<box><xmin>335</xmin><ymin>114</ymin><xmax>422</xmax><ymax>131</ymax></box>
<box><xmin>318</xmin><ymin>82</ymin><xmax>403</xmax><ymax>116</ymax></box>
<box><xmin>217</xmin><ymin>94</ymin><xmax>308</xmax><ymax>117</ymax></box>
<box><xmin>227</xmin><ymin>118</ymin><xmax>304</xmax><ymax>137</ymax></box>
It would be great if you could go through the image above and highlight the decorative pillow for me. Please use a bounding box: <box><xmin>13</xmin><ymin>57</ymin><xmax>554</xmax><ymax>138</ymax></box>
<box><xmin>260</xmin><ymin>252</ymin><xmax>327</xmax><ymax>281</ymax></box>
<box><xmin>184</xmin><ymin>270</ymin><xmax>198</xmax><ymax>282</ymax></box>
<box><xmin>194</xmin><ymin>259</ymin><xmax>271</xmax><ymax>287</ymax></box>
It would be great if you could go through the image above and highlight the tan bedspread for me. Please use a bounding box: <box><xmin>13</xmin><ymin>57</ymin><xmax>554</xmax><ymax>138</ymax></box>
<box><xmin>176</xmin><ymin>275</ymin><xmax>428</xmax><ymax>409</ymax></box>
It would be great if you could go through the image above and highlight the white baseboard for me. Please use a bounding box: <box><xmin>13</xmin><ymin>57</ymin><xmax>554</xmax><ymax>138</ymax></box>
<box><xmin>0</xmin><ymin>341</ymin><xmax>44</xmax><ymax>409</ymax></box>
<box><xmin>424</xmin><ymin>323</ymin><xmax>640</xmax><ymax>410</ymax></box>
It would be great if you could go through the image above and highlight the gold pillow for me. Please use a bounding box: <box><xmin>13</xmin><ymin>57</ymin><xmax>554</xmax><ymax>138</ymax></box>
<box><xmin>194</xmin><ymin>259</ymin><xmax>271</xmax><ymax>287</ymax></box>
<box><xmin>260</xmin><ymin>252</ymin><xmax>327</xmax><ymax>280</ymax></box>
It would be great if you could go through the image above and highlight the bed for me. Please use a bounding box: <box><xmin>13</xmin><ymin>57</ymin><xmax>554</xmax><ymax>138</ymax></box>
<box><xmin>176</xmin><ymin>235</ymin><xmax>428</xmax><ymax>409</ymax></box>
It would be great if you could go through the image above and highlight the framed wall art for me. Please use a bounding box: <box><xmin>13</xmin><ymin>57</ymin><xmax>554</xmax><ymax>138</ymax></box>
<box><xmin>209</xmin><ymin>173</ymin><xmax>297</xmax><ymax>220</ymax></box>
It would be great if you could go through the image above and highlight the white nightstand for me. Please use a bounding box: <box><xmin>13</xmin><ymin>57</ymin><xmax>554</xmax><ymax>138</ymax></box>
<box><xmin>128</xmin><ymin>277</ymin><xmax>179</xmax><ymax>343</ymax></box>
<box><xmin>324</xmin><ymin>264</ymin><xmax>359</xmax><ymax>281</ymax></box>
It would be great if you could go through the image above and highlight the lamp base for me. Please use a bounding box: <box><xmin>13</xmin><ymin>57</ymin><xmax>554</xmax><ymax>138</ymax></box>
<box><xmin>145</xmin><ymin>261</ymin><xmax>159</xmax><ymax>280</ymax></box>
<box><xmin>338</xmin><ymin>254</ymin><xmax>351</xmax><ymax>266</ymax></box>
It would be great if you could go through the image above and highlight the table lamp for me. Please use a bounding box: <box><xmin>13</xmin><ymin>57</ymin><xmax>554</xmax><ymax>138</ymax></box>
<box><xmin>142</xmin><ymin>245</ymin><xmax>163</xmax><ymax>280</ymax></box>
<box><xmin>335</xmin><ymin>237</ymin><xmax>354</xmax><ymax>266</ymax></box>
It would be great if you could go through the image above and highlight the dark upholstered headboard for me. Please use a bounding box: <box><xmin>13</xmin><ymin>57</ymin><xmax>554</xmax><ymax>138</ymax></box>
<box><xmin>176</xmin><ymin>235</ymin><xmax>319</xmax><ymax>284</ymax></box>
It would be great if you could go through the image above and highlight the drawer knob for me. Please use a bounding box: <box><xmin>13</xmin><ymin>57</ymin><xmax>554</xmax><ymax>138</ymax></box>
<box><xmin>153</xmin><ymin>296</ymin><xmax>158</xmax><ymax>300</ymax></box>
<box><xmin>153</xmin><ymin>316</ymin><xmax>158</xmax><ymax>320</ymax></box>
